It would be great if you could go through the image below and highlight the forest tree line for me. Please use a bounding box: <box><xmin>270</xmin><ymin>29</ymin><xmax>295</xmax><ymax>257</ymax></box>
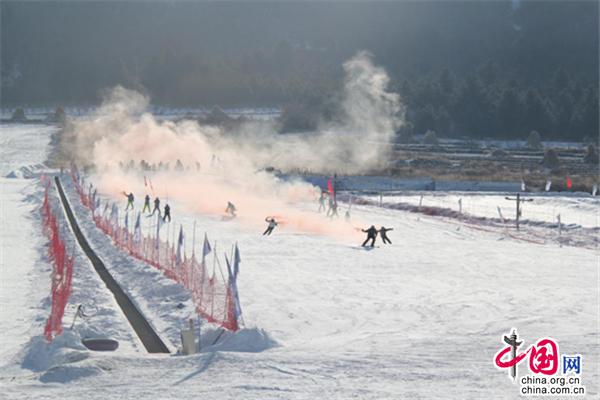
<box><xmin>1</xmin><ymin>1</ymin><xmax>597</xmax><ymax>141</ymax></box>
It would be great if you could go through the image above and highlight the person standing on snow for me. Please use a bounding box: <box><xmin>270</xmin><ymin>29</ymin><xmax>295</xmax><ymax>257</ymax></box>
<box><xmin>125</xmin><ymin>192</ymin><xmax>135</xmax><ymax>211</ymax></box>
<box><xmin>163</xmin><ymin>203</ymin><xmax>171</xmax><ymax>222</ymax></box>
<box><xmin>142</xmin><ymin>195</ymin><xmax>151</xmax><ymax>213</ymax></box>
<box><xmin>263</xmin><ymin>217</ymin><xmax>278</xmax><ymax>235</ymax></box>
<box><xmin>361</xmin><ymin>225</ymin><xmax>378</xmax><ymax>247</ymax></box>
<box><xmin>318</xmin><ymin>192</ymin><xmax>327</xmax><ymax>213</ymax></box>
<box><xmin>152</xmin><ymin>197</ymin><xmax>161</xmax><ymax>216</ymax></box>
<box><xmin>326</xmin><ymin>197</ymin><xmax>336</xmax><ymax>217</ymax></box>
<box><xmin>225</xmin><ymin>201</ymin><xmax>237</xmax><ymax>217</ymax></box>
<box><xmin>329</xmin><ymin>201</ymin><xmax>339</xmax><ymax>218</ymax></box>
<box><xmin>379</xmin><ymin>226</ymin><xmax>393</xmax><ymax>244</ymax></box>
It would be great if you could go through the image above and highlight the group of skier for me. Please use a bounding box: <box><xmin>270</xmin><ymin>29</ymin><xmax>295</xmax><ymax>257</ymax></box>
<box><xmin>124</xmin><ymin>186</ymin><xmax>392</xmax><ymax>247</ymax></box>
<box><xmin>319</xmin><ymin>191</ymin><xmax>343</xmax><ymax>219</ymax></box>
<box><xmin>119</xmin><ymin>158</ymin><xmax>202</xmax><ymax>173</ymax></box>
<box><xmin>123</xmin><ymin>192</ymin><xmax>171</xmax><ymax>222</ymax></box>
<box><xmin>361</xmin><ymin>225</ymin><xmax>393</xmax><ymax>247</ymax></box>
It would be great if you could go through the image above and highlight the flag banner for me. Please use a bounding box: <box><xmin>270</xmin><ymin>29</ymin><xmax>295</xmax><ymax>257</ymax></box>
<box><xmin>225</xmin><ymin>255</ymin><xmax>243</xmax><ymax>321</ymax></box>
<box><xmin>566</xmin><ymin>176</ymin><xmax>573</xmax><ymax>189</ymax></box>
<box><xmin>327</xmin><ymin>177</ymin><xmax>335</xmax><ymax>198</ymax></box>
<box><xmin>202</xmin><ymin>234</ymin><xmax>212</xmax><ymax>261</ymax></box>
<box><xmin>233</xmin><ymin>244</ymin><xmax>241</xmax><ymax>278</ymax></box>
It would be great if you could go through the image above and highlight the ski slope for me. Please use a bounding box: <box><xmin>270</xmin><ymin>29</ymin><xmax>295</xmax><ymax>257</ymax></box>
<box><xmin>0</xmin><ymin>124</ymin><xmax>55</xmax><ymax>365</ymax></box>
<box><xmin>1</xmin><ymin>124</ymin><xmax>598</xmax><ymax>399</ymax></box>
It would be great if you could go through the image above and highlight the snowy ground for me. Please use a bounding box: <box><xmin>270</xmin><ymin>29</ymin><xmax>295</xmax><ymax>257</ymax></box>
<box><xmin>0</xmin><ymin>124</ymin><xmax>55</xmax><ymax>365</ymax></box>
<box><xmin>1</xmin><ymin>124</ymin><xmax>598</xmax><ymax>399</ymax></box>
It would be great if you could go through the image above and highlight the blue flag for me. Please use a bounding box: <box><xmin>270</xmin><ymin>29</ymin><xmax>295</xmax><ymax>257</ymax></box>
<box><xmin>233</xmin><ymin>244</ymin><xmax>241</xmax><ymax>278</ymax></box>
<box><xmin>225</xmin><ymin>255</ymin><xmax>242</xmax><ymax>322</ymax></box>
<box><xmin>202</xmin><ymin>233</ymin><xmax>212</xmax><ymax>261</ymax></box>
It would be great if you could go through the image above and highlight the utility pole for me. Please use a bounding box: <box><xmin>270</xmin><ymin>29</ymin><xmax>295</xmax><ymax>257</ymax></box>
<box><xmin>504</xmin><ymin>193</ymin><xmax>533</xmax><ymax>230</ymax></box>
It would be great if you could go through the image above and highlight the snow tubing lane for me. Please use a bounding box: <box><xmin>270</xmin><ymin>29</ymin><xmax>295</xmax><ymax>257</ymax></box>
<box><xmin>54</xmin><ymin>176</ymin><xmax>170</xmax><ymax>354</ymax></box>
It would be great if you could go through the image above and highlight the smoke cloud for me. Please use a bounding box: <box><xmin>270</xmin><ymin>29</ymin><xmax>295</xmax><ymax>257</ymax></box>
<box><xmin>57</xmin><ymin>52</ymin><xmax>403</xmax><ymax>239</ymax></box>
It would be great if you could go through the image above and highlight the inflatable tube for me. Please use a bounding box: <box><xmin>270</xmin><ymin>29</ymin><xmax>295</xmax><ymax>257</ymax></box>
<box><xmin>81</xmin><ymin>338</ymin><xmax>119</xmax><ymax>351</ymax></box>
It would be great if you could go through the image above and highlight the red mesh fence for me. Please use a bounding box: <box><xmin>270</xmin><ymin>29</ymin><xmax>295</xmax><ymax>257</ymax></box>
<box><xmin>71</xmin><ymin>172</ymin><xmax>239</xmax><ymax>331</ymax></box>
<box><xmin>41</xmin><ymin>178</ymin><xmax>74</xmax><ymax>341</ymax></box>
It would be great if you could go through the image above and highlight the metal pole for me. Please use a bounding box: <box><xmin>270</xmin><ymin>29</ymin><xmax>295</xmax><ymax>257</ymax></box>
<box><xmin>516</xmin><ymin>193</ymin><xmax>520</xmax><ymax>230</ymax></box>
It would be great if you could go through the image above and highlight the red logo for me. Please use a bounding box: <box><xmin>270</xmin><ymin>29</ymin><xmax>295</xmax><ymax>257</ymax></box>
<box><xmin>494</xmin><ymin>329</ymin><xmax>559</xmax><ymax>380</ymax></box>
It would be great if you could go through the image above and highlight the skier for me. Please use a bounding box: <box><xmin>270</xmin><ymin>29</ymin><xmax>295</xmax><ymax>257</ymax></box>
<box><xmin>361</xmin><ymin>225</ymin><xmax>378</xmax><ymax>247</ymax></box>
<box><xmin>263</xmin><ymin>217</ymin><xmax>278</xmax><ymax>236</ymax></box>
<box><xmin>125</xmin><ymin>192</ymin><xmax>134</xmax><ymax>211</ymax></box>
<box><xmin>326</xmin><ymin>197</ymin><xmax>335</xmax><ymax>217</ymax></box>
<box><xmin>225</xmin><ymin>201</ymin><xmax>237</xmax><ymax>217</ymax></box>
<box><xmin>163</xmin><ymin>203</ymin><xmax>171</xmax><ymax>222</ymax></box>
<box><xmin>318</xmin><ymin>192</ymin><xmax>327</xmax><ymax>213</ymax></box>
<box><xmin>175</xmin><ymin>159</ymin><xmax>184</xmax><ymax>171</ymax></box>
<box><xmin>328</xmin><ymin>201</ymin><xmax>339</xmax><ymax>218</ymax></box>
<box><xmin>142</xmin><ymin>194</ymin><xmax>151</xmax><ymax>213</ymax></box>
<box><xmin>379</xmin><ymin>226</ymin><xmax>393</xmax><ymax>244</ymax></box>
<box><xmin>152</xmin><ymin>197</ymin><xmax>161</xmax><ymax>216</ymax></box>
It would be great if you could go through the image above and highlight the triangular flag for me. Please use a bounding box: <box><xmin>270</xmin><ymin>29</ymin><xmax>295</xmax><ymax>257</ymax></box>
<box><xmin>233</xmin><ymin>244</ymin><xmax>241</xmax><ymax>278</ymax></box>
<box><xmin>202</xmin><ymin>233</ymin><xmax>212</xmax><ymax>261</ymax></box>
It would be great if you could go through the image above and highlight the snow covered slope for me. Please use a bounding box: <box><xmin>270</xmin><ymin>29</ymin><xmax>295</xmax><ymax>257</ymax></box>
<box><xmin>1</xmin><ymin>124</ymin><xmax>598</xmax><ymax>399</ymax></box>
<box><xmin>0</xmin><ymin>124</ymin><xmax>55</xmax><ymax>365</ymax></box>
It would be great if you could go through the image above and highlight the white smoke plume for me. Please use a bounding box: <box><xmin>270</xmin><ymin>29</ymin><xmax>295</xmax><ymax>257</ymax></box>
<box><xmin>57</xmin><ymin>52</ymin><xmax>403</xmax><ymax>238</ymax></box>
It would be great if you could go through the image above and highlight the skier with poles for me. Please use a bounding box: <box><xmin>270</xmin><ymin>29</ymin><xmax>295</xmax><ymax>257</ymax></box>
<box><xmin>379</xmin><ymin>226</ymin><xmax>393</xmax><ymax>244</ymax></box>
<box><xmin>263</xmin><ymin>217</ymin><xmax>278</xmax><ymax>236</ymax></box>
<box><xmin>124</xmin><ymin>192</ymin><xmax>134</xmax><ymax>211</ymax></box>
<box><xmin>163</xmin><ymin>203</ymin><xmax>171</xmax><ymax>222</ymax></box>
<box><xmin>225</xmin><ymin>201</ymin><xmax>237</xmax><ymax>217</ymax></box>
<box><xmin>361</xmin><ymin>225</ymin><xmax>378</xmax><ymax>247</ymax></box>
<box><xmin>142</xmin><ymin>194</ymin><xmax>151</xmax><ymax>214</ymax></box>
<box><xmin>152</xmin><ymin>197</ymin><xmax>161</xmax><ymax>216</ymax></box>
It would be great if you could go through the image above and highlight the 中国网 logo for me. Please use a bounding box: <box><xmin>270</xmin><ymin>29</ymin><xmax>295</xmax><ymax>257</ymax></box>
<box><xmin>493</xmin><ymin>329</ymin><xmax>585</xmax><ymax>396</ymax></box>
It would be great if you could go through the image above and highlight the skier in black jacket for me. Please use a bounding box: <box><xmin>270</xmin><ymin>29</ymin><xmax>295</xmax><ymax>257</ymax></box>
<box><xmin>379</xmin><ymin>226</ymin><xmax>393</xmax><ymax>244</ymax></box>
<box><xmin>361</xmin><ymin>225</ymin><xmax>378</xmax><ymax>247</ymax></box>
<box><xmin>125</xmin><ymin>192</ymin><xmax>134</xmax><ymax>211</ymax></box>
<box><xmin>152</xmin><ymin>197</ymin><xmax>161</xmax><ymax>216</ymax></box>
<box><xmin>163</xmin><ymin>203</ymin><xmax>171</xmax><ymax>222</ymax></box>
<box><xmin>263</xmin><ymin>217</ymin><xmax>278</xmax><ymax>235</ymax></box>
<box><xmin>142</xmin><ymin>195</ymin><xmax>151</xmax><ymax>213</ymax></box>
